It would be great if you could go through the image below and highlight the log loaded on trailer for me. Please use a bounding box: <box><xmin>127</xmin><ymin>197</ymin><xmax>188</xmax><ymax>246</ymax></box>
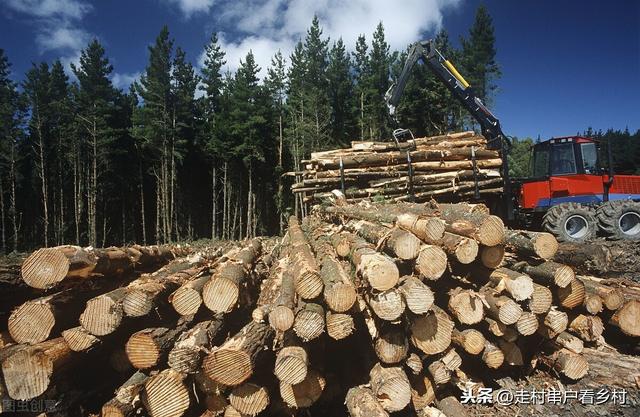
<box><xmin>385</xmin><ymin>39</ymin><xmax>640</xmax><ymax>242</ymax></box>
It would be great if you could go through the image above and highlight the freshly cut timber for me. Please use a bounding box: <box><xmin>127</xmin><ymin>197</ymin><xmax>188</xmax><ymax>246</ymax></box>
<box><xmin>203</xmin><ymin>321</ymin><xmax>274</xmax><ymax>386</ymax></box>
<box><xmin>439</xmin><ymin>232</ymin><xmax>478</xmax><ymax>264</ymax></box>
<box><xmin>528</xmin><ymin>283</ymin><xmax>553</xmax><ymax>314</ymax></box>
<box><xmin>288</xmin><ymin>217</ymin><xmax>323</xmax><ymax>299</ymax></box>
<box><xmin>481</xmin><ymin>339</ymin><xmax>505</xmax><ymax>369</ymax></box>
<box><xmin>539</xmin><ymin>349</ymin><xmax>589</xmax><ymax>380</ymax></box>
<box><xmin>141</xmin><ymin>368</ymin><xmax>190</xmax><ymax>417</ymax></box>
<box><xmin>168</xmin><ymin>318</ymin><xmax>223</xmax><ymax>374</ymax></box>
<box><xmin>394</xmin><ymin>212</ymin><xmax>445</xmax><ymax>244</ymax></box>
<box><xmin>101</xmin><ymin>371</ymin><xmax>148</xmax><ymax>417</ymax></box>
<box><xmin>516</xmin><ymin>261</ymin><xmax>574</xmax><ymax>288</ymax></box>
<box><xmin>450</xmin><ymin>328</ymin><xmax>485</xmax><ymax>355</ymax></box>
<box><xmin>345</xmin><ymin>385</ymin><xmax>389</xmax><ymax>417</ymax></box>
<box><xmin>415</xmin><ymin>245</ymin><xmax>448</xmax><ymax>280</ymax></box>
<box><xmin>61</xmin><ymin>326</ymin><xmax>100</xmax><ymax>352</ymax></box>
<box><xmin>556</xmin><ymin>277</ymin><xmax>585</xmax><ymax>309</ymax></box>
<box><xmin>293</xmin><ymin>302</ymin><xmax>325</xmax><ymax>341</ymax></box>
<box><xmin>1</xmin><ymin>337</ymin><xmax>72</xmax><ymax>400</ymax></box>
<box><xmin>481</xmin><ymin>267</ymin><xmax>534</xmax><ymax>301</ymax></box>
<box><xmin>447</xmin><ymin>288</ymin><xmax>484</xmax><ymax>325</ymax></box>
<box><xmin>21</xmin><ymin>245</ymin><xmax>173</xmax><ymax>289</ymax></box>
<box><xmin>347</xmin><ymin>219</ymin><xmax>422</xmax><ymax>260</ymax></box>
<box><xmin>325</xmin><ymin>311</ymin><xmax>355</xmax><ymax>340</ymax></box>
<box><xmin>229</xmin><ymin>383</ymin><xmax>270</xmax><ymax>416</ymax></box>
<box><xmin>203</xmin><ymin>239</ymin><xmax>262</xmax><ymax>313</ymax></box>
<box><xmin>268</xmin><ymin>270</ymin><xmax>296</xmax><ymax>332</ymax></box>
<box><xmin>398</xmin><ymin>276</ymin><xmax>434</xmax><ymax>314</ymax></box>
<box><xmin>343</xmin><ymin>232</ymin><xmax>399</xmax><ymax>291</ymax></box>
<box><xmin>409</xmin><ymin>373</ymin><xmax>436</xmax><ymax>411</ymax></box>
<box><xmin>410</xmin><ymin>306</ymin><xmax>454</xmax><ymax>355</ymax></box>
<box><xmin>274</xmin><ymin>345</ymin><xmax>308</xmax><ymax>385</ymax></box>
<box><xmin>367</xmin><ymin>288</ymin><xmax>406</xmax><ymax>321</ymax></box>
<box><xmin>567</xmin><ymin>313</ymin><xmax>604</xmax><ymax>342</ymax></box>
<box><xmin>126</xmin><ymin>317</ymin><xmax>194</xmax><ymax>370</ymax></box>
<box><xmin>303</xmin><ymin>219</ymin><xmax>357</xmax><ymax>312</ymax></box>
<box><xmin>369</xmin><ymin>363</ymin><xmax>411</xmax><ymax>412</ymax></box>
<box><xmin>578</xmin><ymin>275</ymin><xmax>625</xmax><ymax>311</ymax></box>
<box><xmin>481</xmin><ymin>289</ymin><xmax>523</xmax><ymax>325</ymax></box>
<box><xmin>374</xmin><ymin>326</ymin><xmax>409</xmax><ymax>365</ymax></box>
<box><xmin>479</xmin><ymin>245</ymin><xmax>505</xmax><ymax>269</ymax></box>
<box><xmin>609</xmin><ymin>300</ymin><xmax>640</xmax><ymax>337</ymax></box>
<box><xmin>504</xmin><ymin>230</ymin><xmax>558</xmax><ymax>259</ymax></box>
<box><xmin>515</xmin><ymin>312</ymin><xmax>539</xmax><ymax>336</ymax></box>
<box><xmin>279</xmin><ymin>369</ymin><xmax>326</xmax><ymax>409</ymax></box>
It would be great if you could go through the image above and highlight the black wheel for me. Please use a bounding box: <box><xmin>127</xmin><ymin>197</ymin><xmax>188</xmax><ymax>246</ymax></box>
<box><xmin>542</xmin><ymin>202</ymin><xmax>597</xmax><ymax>243</ymax></box>
<box><xmin>597</xmin><ymin>200</ymin><xmax>640</xmax><ymax>240</ymax></box>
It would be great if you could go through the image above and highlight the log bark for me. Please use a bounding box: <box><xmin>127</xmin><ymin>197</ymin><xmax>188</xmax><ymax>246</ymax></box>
<box><xmin>481</xmin><ymin>267</ymin><xmax>534</xmax><ymax>301</ymax></box>
<box><xmin>141</xmin><ymin>368</ymin><xmax>190</xmax><ymax>417</ymax></box>
<box><xmin>369</xmin><ymin>363</ymin><xmax>411</xmax><ymax>412</ymax></box>
<box><xmin>481</xmin><ymin>289</ymin><xmax>522</xmax><ymax>325</ymax></box>
<box><xmin>288</xmin><ymin>217</ymin><xmax>323</xmax><ymax>299</ymax></box>
<box><xmin>518</xmin><ymin>261</ymin><xmax>575</xmax><ymax>288</ymax></box>
<box><xmin>168</xmin><ymin>318</ymin><xmax>224</xmax><ymax>374</ymax></box>
<box><xmin>348</xmin><ymin>220</ymin><xmax>422</xmax><ymax>260</ymax></box>
<box><xmin>505</xmin><ymin>230</ymin><xmax>558</xmax><ymax>259</ymax></box>
<box><xmin>203</xmin><ymin>321</ymin><xmax>274</xmax><ymax>386</ymax></box>
<box><xmin>552</xmin><ymin>331</ymin><xmax>584</xmax><ymax>354</ymax></box>
<box><xmin>581</xmin><ymin>347</ymin><xmax>640</xmax><ymax>389</ymax></box>
<box><xmin>303</xmin><ymin>219</ymin><xmax>357</xmax><ymax>312</ymax></box>
<box><xmin>345</xmin><ymin>385</ymin><xmax>389</xmax><ymax>417</ymax></box>
<box><xmin>101</xmin><ymin>371</ymin><xmax>148</xmax><ymax>417</ymax></box>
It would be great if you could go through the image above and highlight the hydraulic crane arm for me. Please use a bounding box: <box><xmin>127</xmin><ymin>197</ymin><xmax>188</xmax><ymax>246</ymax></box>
<box><xmin>385</xmin><ymin>39</ymin><xmax>514</xmax><ymax>219</ymax></box>
<box><xmin>385</xmin><ymin>40</ymin><xmax>510</xmax><ymax>152</ymax></box>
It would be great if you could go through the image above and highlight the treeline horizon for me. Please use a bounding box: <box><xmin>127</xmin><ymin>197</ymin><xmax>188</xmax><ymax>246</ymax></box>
<box><xmin>0</xmin><ymin>5</ymin><xmax>638</xmax><ymax>253</ymax></box>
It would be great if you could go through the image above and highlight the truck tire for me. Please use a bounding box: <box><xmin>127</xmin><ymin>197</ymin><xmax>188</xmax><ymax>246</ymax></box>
<box><xmin>597</xmin><ymin>200</ymin><xmax>640</xmax><ymax>241</ymax></box>
<box><xmin>542</xmin><ymin>203</ymin><xmax>597</xmax><ymax>243</ymax></box>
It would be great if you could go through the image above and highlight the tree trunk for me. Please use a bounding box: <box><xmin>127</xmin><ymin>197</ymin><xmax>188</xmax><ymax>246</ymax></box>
<box><xmin>212</xmin><ymin>163</ymin><xmax>217</xmax><ymax>239</ymax></box>
<box><xmin>287</xmin><ymin>216</ymin><xmax>323</xmax><ymax>299</ymax></box>
<box><xmin>9</xmin><ymin>142</ymin><xmax>18</xmax><ymax>252</ymax></box>
<box><xmin>505</xmin><ymin>229</ymin><xmax>558</xmax><ymax>259</ymax></box>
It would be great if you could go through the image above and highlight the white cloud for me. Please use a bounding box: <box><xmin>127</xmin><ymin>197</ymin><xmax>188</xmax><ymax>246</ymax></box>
<box><xmin>5</xmin><ymin>0</ymin><xmax>91</xmax><ymax>20</ymax></box>
<box><xmin>112</xmin><ymin>71</ymin><xmax>142</xmax><ymax>89</ymax></box>
<box><xmin>5</xmin><ymin>0</ymin><xmax>94</xmax><ymax>56</ymax></box>
<box><xmin>36</xmin><ymin>27</ymin><xmax>92</xmax><ymax>53</ymax></box>
<box><xmin>164</xmin><ymin>0</ymin><xmax>216</xmax><ymax>18</ymax></box>
<box><xmin>204</xmin><ymin>0</ymin><xmax>461</xmax><ymax>80</ymax></box>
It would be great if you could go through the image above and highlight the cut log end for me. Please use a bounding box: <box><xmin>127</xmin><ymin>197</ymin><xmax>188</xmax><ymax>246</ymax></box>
<box><xmin>279</xmin><ymin>369</ymin><xmax>326</xmax><ymax>409</ymax></box>
<box><xmin>448</xmin><ymin>289</ymin><xmax>484</xmax><ymax>325</ymax></box>
<box><xmin>171</xmin><ymin>286</ymin><xmax>203</xmax><ymax>316</ymax></box>
<box><xmin>346</xmin><ymin>386</ymin><xmax>389</xmax><ymax>417</ymax></box>
<box><xmin>369</xmin><ymin>363</ymin><xmax>411</xmax><ymax>412</ymax></box>
<box><xmin>326</xmin><ymin>312</ymin><xmax>354</xmax><ymax>340</ymax></box>
<box><xmin>479</xmin><ymin>245</ymin><xmax>504</xmax><ymax>269</ymax></box>
<box><xmin>8</xmin><ymin>302</ymin><xmax>55</xmax><ymax>344</ymax></box>
<box><xmin>375</xmin><ymin>329</ymin><xmax>409</xmax><ymax>364</ymax></box>
<box><xmin>516</xmin><ymin>312</ymin><xmax>539</xmax><ymax>336</ymax></box>
<box><xmin>126</xmin><ymin>331</ymin><xmax>161</xmax><ymax>370</ymax></box>
<box><xmin>410</xmin><ymin>309</ymin><xmax>454</xmax><ymax>355</ymax></box>
<box><xmin>142</xmin><ymin>369</ymin><xmax>190</xmax><ymax>417</ymax></box>
<box><xmin>324</xmin><ymin>282</ymin><xmax>357</xmax><ymax>313</ymax></box>
<box><xmin>275</xmin><ymin>346</ymin><xmax>308</xmax><ymax>385</ymax></box>
<box><xmin>269</xmin><ymin>306</ymin><xmax>295</xmax><ymax>332</ymax></box>
<box><xmin>477</xmin><ymin>216</ymin><xmax>505</xmax><ymax>247</ymax></box>
<box><xmin>203</xmin><ymin>349</ymin><xmax>253</xmax><ymax>387</ymax></box>
<box><xmin>62</xmin><ymin>326</ymin><xmax>100</xmax><ymax>352</ymax></box>
<box><xmin>122</xmin><ymin>289</ymin><xmax>154</xmax><ymax>317</ymax></box>
<box><xmin>229</xmin><ymin>383</ymin><xmax>270</xmax><ymax>416</ymax></box>
<box><xmin>533</xmin><ymin>233</ymin><xmax>558</xmax><ymax>259</ymax></box>
<box><xmin>21</xmin><ymin>247</ymin><xmax>70</xmax><ymax>289</ymax></box>
<box><xmin>610</xmin><ymin>300</ymin><xmax>640</xmax><ymax>337</ymax></box>
<box><xmin>361</xmin><ymin>253</ymin><xmax>399</xmax><ymax>291</ymax></box>
<box><xmin>295</xmin><ymin>271</ymin><xmax>324</xmax><ymax>300</ymax></box>
<box><xmin>203</xmin><ymin>278</ymin><xmax>240</xmax><ymax>313</ymax></box>
<box><xmin>416</xmin><ymin>245</ymin><xmax>447</xmax><ymax>281</ymax></box>
<box><xmin>80</xmin><ymin>296</ymin><xmax>123</xmax><ymax>336</ymax></box>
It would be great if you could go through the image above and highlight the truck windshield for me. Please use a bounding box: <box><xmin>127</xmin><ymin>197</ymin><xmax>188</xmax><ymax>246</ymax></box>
<box><xmin>532</xmin><ymin>147</ymin><xmax>549</xmax><ymax>177</ymax></box>
<box><xmin>581</xmin><ymin>142</ymin><xmax>598</xmax><ymax>174</ymax></box>
<box><xmin>551</xmin><ymin>143</ymin><xmax>576</xmax><ymax>175</ymax></box>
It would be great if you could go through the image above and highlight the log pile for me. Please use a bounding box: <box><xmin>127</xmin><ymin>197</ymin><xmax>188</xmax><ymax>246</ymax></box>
<box><xmin>288</xmin><ymin>131</ymin><xmax>504</xmax><ymax>206</ymax></box>
<box><xmin>0</xmin><ymin>202</ymin><xmax>639</xmax><ymax>416</ymax></box>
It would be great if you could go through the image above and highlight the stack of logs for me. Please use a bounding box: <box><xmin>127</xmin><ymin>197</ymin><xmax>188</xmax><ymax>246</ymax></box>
<box><xmin>288</xmin><ymin>131</ymin><xmax>504</xmax><ymax>206</ymax></box>
<box><xmin>0</xmin><ymin>201</ymin><xmax>639</xmax><ymax>417</ymax></box>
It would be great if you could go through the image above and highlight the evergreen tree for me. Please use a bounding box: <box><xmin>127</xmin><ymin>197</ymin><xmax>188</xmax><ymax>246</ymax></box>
<box><xmin>369</xmin><ymin>22</ymin><xmax>393</xmax><ymax>139</ymax></box>
<box><xmin>353</xmin><ymin>34</ymin><xmax>373</xmax><ymax>140</ymax></box>
<box><xmin>23</xmin><ymin>62</ymin><xmax>52</xmax><ymax>247</ymax></box>
<box><xmin>0</xmin><ymin>49</ymin><xmax>24</xmax><ymax>252</ymax></box>
<box><xmin>327</xmin><ymin>38</ymin><xmax>356</xmax><ymax>145</ymax></box>
<box><xmin>133</xmin><ymin>26</ymin><xmax>174</xmax><ymax>243</ymax></box>
<box><xmin>461</xmin><ymin>4</ymin><xmax>500</xmax><ymax>105</ymax></box>
<box><xmin>72</xmin><ymin>39</ymin><xmax>117</xmax><ymax>247</ymax></box>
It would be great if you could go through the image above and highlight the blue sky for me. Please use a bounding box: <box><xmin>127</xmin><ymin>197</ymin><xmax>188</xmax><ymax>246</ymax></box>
<box><xmin>1</xmin><ymin>0</ymin><xmax>638</xmax><ymax>139</ymax></box>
